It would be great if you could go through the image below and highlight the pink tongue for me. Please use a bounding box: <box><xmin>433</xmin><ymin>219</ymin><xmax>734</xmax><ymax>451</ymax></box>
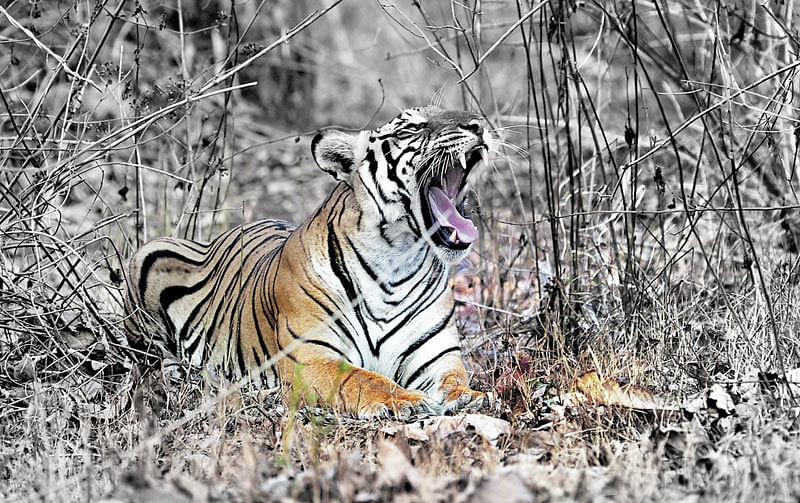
<box><xmin>428</xmin><ymin>187</ymin><xmax>478</xmax><ymax>243</ymax></box>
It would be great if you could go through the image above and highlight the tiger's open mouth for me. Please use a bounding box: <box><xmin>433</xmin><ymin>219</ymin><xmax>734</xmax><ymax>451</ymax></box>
<box><xmin>420</xmin><ymin>145</ymin><xmax>487</xmax><ymax>250</ymax></box>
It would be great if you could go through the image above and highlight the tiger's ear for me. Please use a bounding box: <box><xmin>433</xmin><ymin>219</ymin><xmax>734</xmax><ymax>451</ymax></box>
<box><xmin>311</xmin><ymin>129</ymin><xmax>358</xmax><ymax>181</ymax></box>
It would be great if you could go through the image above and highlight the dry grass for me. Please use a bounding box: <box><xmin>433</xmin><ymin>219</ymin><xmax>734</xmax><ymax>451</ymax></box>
<box><xmin>2</xmin><ymin>0</ymin><xmax>800</xmax><ymax>501</ymax></box>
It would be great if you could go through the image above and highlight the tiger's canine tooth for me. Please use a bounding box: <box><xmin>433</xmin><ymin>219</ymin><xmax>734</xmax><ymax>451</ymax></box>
<box><xmin>479</xmin><ymin>146</ymin><xmax>489</xmax><ymax>166</ymax></box>
<box><xmin>458</xmin><ymin>152</ymin><xmax>467</xmax><ymax>171</ymax></box>
<box><xmin>448</xmin><ymin>229</ymin><xmax>458</xmax><ymax>243</ymax></box>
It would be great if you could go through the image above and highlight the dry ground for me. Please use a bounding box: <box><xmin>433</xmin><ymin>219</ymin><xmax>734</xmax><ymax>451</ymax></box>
<box><xmin>2</xmin><ymin>1</ymin><xmax>800</xmax><ymax>501</ymax></box>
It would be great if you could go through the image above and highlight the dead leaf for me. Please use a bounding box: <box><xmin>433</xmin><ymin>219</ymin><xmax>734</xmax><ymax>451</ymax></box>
<box><xmin>422</xmin><ymin>413</ymin><xmax>510</xmax><ymax>446</ymax></box>
<box><xmin>464</xmin><ymin>413</ymin><xmax>511</xmax><ymax>442</ymax></box>
<box><xmin>494</xmin><ymin>354</ymin><xmax>532</xmax><ymax>398</ymax></box>
<box><xmin>169</xmin><ymin>475</ymin><xmax>208</xmax><ymax>503</ymax></box>
<box><xmin>381</xmin><ymin>414</ymin><xmax>509</xmax><ymax>447</ymax></box>
<box><xmin>379</xmin><ymin>424</ymin><xmax>398</xmax><ymax>436</ymax></box>
<box><xmin>377</xmin><ymin>439</ymin><xmax>416</xmax><ymax>486</ymax></box>
<box><xmin>575</xmin><ymin>371</ymin><xmax>678</xmax><ymax>411</ymax></box>
<box><xmin>657</xmin><ymin>418</ymin><xmax>710</xmax><ymax>455</ymax></box>
<box><xmin>554</xmin><ymin>391</ymin><xmax>585</xmax><ymax>408</ymax></box>
<box><xmin>708</xmin><ymin>383</ymin><xmax>735</xmax><ymax>414</ymax></box>
<box><xmin>61</xmin><ymin>326</ymin><xmax>96</xmax><ymax>352</ymax></box>
<box><xmin>683</xmin><ymin>391</ymin><xmax>707</xmax><ymax>414</ymax></box>
<box><xmin>470</xmin><ymin>471</ymin><xmax>533</xmax><ymax>503</ymax></box>
<box><xmin>380</xmin><ymin>422</ymin><xmax>430</xmax><ymax>442</ymax></box>
<box><xmin>402</xmin><ymin>423</ymin><xmax>430</xmax><ymax>442</ymax></box>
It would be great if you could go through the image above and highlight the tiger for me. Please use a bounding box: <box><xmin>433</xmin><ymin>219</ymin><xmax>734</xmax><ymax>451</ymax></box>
<box><xmin>125</xmin><ymin>106</ymin><xmax>491</xmax><ymax>418</ymax></box>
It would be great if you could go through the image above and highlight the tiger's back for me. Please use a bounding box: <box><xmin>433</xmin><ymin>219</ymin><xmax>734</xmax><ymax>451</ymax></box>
<box><xmin>126</xmin><ymin>219</ymin><xmax>294</xmax><ymax>382</ymax></box>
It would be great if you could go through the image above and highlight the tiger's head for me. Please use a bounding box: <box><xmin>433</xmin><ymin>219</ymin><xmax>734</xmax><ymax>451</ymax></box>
<box><xmin>311</xmin><ymin>106</ymin><xmax>491</xmax><ymax>263</ymax></box>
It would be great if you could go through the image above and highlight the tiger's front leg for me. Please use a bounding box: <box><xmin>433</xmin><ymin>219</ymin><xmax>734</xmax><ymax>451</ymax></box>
<box><xmin>282</xmin><ymin>355</ymin><xmax>485</xmax><ymax>418</ymax></box>
<box><xmin>273</xmin><ymin>318</ymin><xmax>486</xmax><ymax>417</ymax></box>
<box><xmin>427</xmin><ymin>353</ymin><xmax>487</xmax><ymax>413</ymax></box>
<box><xmin>281</xmin><ymin>357</ymin><xmax>442</xmax><ymax>419</ymax></box>
<box><xmin>272</xmin><ymin>308</ymin><xmax>443</xmax><ymax>417</ymax></box>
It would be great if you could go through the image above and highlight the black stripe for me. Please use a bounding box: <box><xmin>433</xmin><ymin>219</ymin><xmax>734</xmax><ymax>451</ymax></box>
<box><xmin>153</xmin><ymin>225</ymin><xmax>274</xmax><ymax>312</ymax></box>
<box><xmin>243</xmin><ymin>252</ymin><xmax>282</xmax><ymax>375</ymax></box>
<box><xmin>177</xmin><ymin>233</ymin><xmax>284</xmax><ymax>353</ymax></box>
<box><xmin>307</xmin><ymin>340</ymin><xmax>348</xmax><ymax>359</ymax></box>
<box><xmin>403</xmin><ymin>345</ymin><xmax>460</xmax><ymax>388</ymax></box>
<box><xmin>157</xmin><ymin>227</ymin><xmax>286</xmax><ymax>361</ymax></box>
<box><xmin>276</xmin><ymin>318</ymin><xmax>300</xmax><ymax>364</ymax></box>
<box><xmin>298</xmin><ymin>237</ymin><xmax>363</xmax><ymax>362</ymax></box>
<box><xmin>359</xmin><ymin>151</ymin><xmax>389</xmax><ymax>224</ymax></box>
<box><xmin>268</xmin><ymin>246</ymin><xmax>286</xmax><ymax>322</ymax></box>
<box><xmin>280</xmin><ymin>304</ymin><xmax>353</xmax><ymax>364</ymax></box>
<box><xmin>227</xmin><ymin>246</ymin><xmax>279</xmax><ymax>374</ymax></box>
<box><xmin>235</xmin><ymin>328</ymin><xmax>247</xmax><ymax>377</ymax></box>
<box><xmin>382</xmin><ymin>140</ymin><xmax>414</xmax><ymax>213</ymax></box>
<box><xmin>298</xmin><ymin>283</ymin><xmax>364</xmax><ymax>366</ymax></box>
<box><xmin>327</xmin><ymin>222</ymin><xmax>376</xmax><ymax>355</ymax></box>
<box><xmin>257</xmin><ymin>258</ymin><xmax>277</xmax><ymax>330</ymax></box>
<box><xmin>381</xmin><ymin>257</ymin><xmax>431</xmax><ymax>307</ymax></box>
<box><xmin>376</xmin><ymin>264</ymin><xmax>446</xmax><ymax>349</ymax></box>
<box><xmin>176</xmin><ymin>239</ymin><xmax>211</xmax><ymax>254</ymax></box>
<box><xmin>139</xmin><ymin>220</ymin><xmax>263</xmax><ymax>299</ymax></box>
<box><xmin>393</xmin><ymin>304</ymin><xmax>454</xmax><ymax>381</ymax></box>
<box><xmin>140</xmin><ymin>249</ymin><xmax>203</xmax><ymax>304</ymax></box>
<box><xmin>325</xmin><ymin>186</ymin><xmax>350</xmax><ymax>225</ymax></box>
<box><xmin>336</xmin><ymin>192</ymin><xmax>351</xmax><ymax>227</ymax></box>
<box><xmin>344</xmin><ymin>236</ymin><xmax>393</xmax><ymax>295</ymax></box>
<box><xmin>388</xmin><ymin>246</ymin><xmax>431</xmax><ymax>288</ymax></box>
<box><xmin>401</xmin><ymin>214</ymin><xmax>422</xmax><ymax>239</ymax></box>
<box><xmin>251</xmin><ymin>347</ymin><xmax>267</xmax><ymax>383</ymax></box>
<box><xmin>258</xmin><ymin>255</ymin><xmax>281</xmax><ymax>388</ymax></box>
<box><xmin>225</xmin><ymin>240</ymin><xmax>286</xmax><ymax>375</ymax></box>
<box><xmin>416</xmin><ymin>377</ymin><xmax>434</xmax><ymax>394</ymax></box>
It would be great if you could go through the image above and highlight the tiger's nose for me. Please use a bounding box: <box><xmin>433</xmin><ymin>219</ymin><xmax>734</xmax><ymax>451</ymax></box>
<box><xmin>459</xmin><ymin>120</ymin><xmax>484</xmax><ymax>136</ymax></box>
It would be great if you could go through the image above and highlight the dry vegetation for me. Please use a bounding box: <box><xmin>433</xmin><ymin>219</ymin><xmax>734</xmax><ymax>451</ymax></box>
<box><xmin>2</xmin><ymin>0</ymin><xmax>800</xmax><ymax>501</ymax></box>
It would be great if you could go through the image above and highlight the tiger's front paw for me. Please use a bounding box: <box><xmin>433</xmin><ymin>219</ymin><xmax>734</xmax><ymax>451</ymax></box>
<box><xmin>358</xmin><ymin>389</ymin><xmax>442</xmax><ymax>419</ymax></box>
<box><xmin>392</xmin><ymin>390</ymin><xmax>443</xmax><ymax>420</ymax></box>
<box><xmin>441</xmin><ymin>385</ymin><xmax>486</xmax><ymax>413</ymax></box>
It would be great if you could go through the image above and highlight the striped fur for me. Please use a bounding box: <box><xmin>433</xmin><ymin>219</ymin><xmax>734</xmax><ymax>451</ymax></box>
<box><xmin>126</xmin><ymin>107</ymin><xmax>490</xmax><ymax>417</ymax></box>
